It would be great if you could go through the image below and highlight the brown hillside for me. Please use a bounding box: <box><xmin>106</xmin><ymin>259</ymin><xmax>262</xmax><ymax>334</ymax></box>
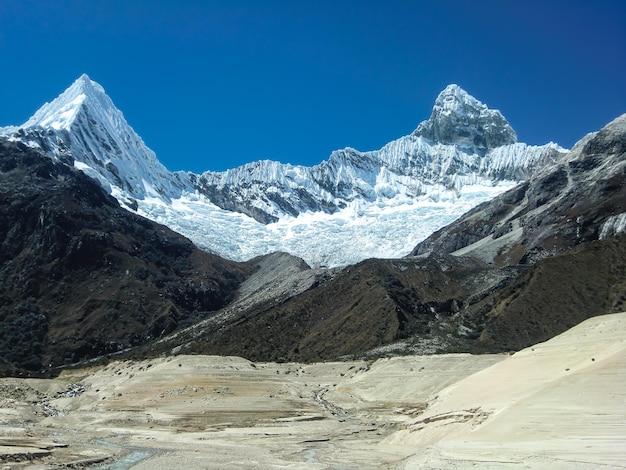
<box><xmin>0</xmin><ymin>140</ymin><xmax>251</xmax><ymax>372</ymax></box>
<box><xmin>473</xmin><ymin>234</ymin><xmax>626</xmax><ymax>350</ymax></box>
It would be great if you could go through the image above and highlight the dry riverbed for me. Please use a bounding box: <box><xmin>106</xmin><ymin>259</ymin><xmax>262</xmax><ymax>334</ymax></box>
<box><xmin>1</xmin><ymin>313</ymin><xmax>625</xmax><ymax>469</ymax></box>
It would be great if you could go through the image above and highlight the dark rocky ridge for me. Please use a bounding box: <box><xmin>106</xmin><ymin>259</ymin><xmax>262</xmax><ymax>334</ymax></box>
<box><xmin>411</xmin><ymin>114</ymin><xmax>626</xmax><ymax>265</ymax></box>
<box><xmin>1</xmin><ymin>113</ymin><xmax>625</xmax><ymax>373</ymax></box>
<box><xmin>137</xmin><ymin>235</ymin><xmax>625</xmax><ymax>363</ymax></box>
<box><xmin>467</xmin><ymin>235</ymin><xmax>626</xmax><ymax>351</ymax></box>
<box><xmin>0</xmin><ymin>140</ymin><xmax>251</xmax><ymax>372</ymax></box>
<box><xmin>132</xmin><ymin>114</ymin><xmax>626</xmax><ymax>363</ymax></box>
<box><xmin>139</xmin><ymin>254</ymin><xmax>517</xmax><ymax>362</ymax></box>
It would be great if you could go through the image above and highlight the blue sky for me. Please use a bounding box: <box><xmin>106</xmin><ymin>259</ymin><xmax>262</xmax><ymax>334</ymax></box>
<box><xmin>0</xmin><ymin>1</ymin><xmax>624</xmax><ymax>173</ymax></box>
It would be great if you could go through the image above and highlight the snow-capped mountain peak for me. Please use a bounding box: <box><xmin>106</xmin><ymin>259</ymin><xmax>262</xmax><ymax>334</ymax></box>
<box><xmin>23</xmin><ymin>74</ymin><xmax>103</xmax><ymax>131</ymax></box>
<box><xmin>194</xmin><ymin>84</ymin><xmax>560</xmax><ymax>225</ymax></box>
<box><xmin>414</xmin><ymin>84</ymin><xmax>517</xmax><ymax>150</ymax></box>
<box><xmin>4</xmin><ymin>74</ymin><xmax>187</xmax><ymax>205</ymax></box>
<box><xmin>1</xmin><ymin>75</ymin><xmax>567</xmax><ymax>267</ymax></box>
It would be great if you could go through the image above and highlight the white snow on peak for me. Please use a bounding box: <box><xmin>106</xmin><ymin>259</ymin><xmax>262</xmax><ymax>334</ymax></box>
<box><xmin>24</xmin><ymin>74</ymin><xmax>101</xmax><ymax>130</ymax></box>
<box><xmin>436</xmin><ymin>84</ymin><xmax>480</xmax><ymax>116</ymax></box>
<box><xmin>0</xmin><ymin>76</ymin><xmax>569</xmax><ymax>267</ymax></box>
<box><xmin>4</xmin><ymin>74</ymin><xmax>189</xmax><ymax>203</ymax></box>
<box><xmin>195</xmin><ymin>130</ymin><xmax>564</xmax><ymax>225</ymax></box>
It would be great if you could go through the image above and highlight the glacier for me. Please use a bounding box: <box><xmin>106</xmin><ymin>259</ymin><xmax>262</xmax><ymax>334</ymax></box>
<box><xmin>0</xmin><ymin>76</ymin><xmax>567</xmax><ymax>267</ymax></box>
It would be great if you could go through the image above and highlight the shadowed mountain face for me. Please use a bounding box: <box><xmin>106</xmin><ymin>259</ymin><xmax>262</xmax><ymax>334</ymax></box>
<box><xmin>139</xmin><ymin>235</ymin><xmax>626</xmax><ymax>363</ymax></box>
<box><xmin>0</xmin><ymin>141</ymin><xmax>251</xmax><ymax>372</ymax></box>
<box><xmin>138</xmin><ymin>254</ymin><xmax>501</xmax><ymax>362</ymax></box>
<box><xmin>467</xmin><ymin>235</ymin><xmax>626</xmax><ymax>350</ymax></box>
<box><xmin>1</xmin><ymin>114</ymin><xmax>625</xmax><ymax>373</ymax></box>
<box><xmin>135</xmin><ymin>115</ymin><xmax>626</xmax><ymax>363</ymax></box>
<box><xmin>411</xmin><ymin>114</ymin><xmax>626</xmax><ymax>265</ymax></box>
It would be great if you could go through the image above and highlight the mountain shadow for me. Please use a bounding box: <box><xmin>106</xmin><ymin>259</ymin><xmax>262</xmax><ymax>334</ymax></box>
<box><xmin>0</xmin><ymin>140</ymin><xmax>252</xmax><ymax>373</ymax></box>
<box><xmin>135</xmin><ymin>115</ymin><xmax>626</xmax><ymax>363</ymax></box>
<box><xmin>2</xmin><ymin>113</ymin><xmax>625</xmax><ymax>373</ymax></box>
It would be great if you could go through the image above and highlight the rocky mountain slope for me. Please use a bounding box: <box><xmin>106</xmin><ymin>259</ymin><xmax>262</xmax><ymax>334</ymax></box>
<box><xmin>411</xmin><ymin>113</ymin><xmax>626</xmax><ymax>265</ymax></box>
<box><xmin>0</xmin><ymin>140</ymin><xmax>251</xmax><ymax>372</ymax></box>
<box><xmin>0</xmin><ymin>76</ymin><xmax>623</xmax><ymax>374</ymax></box>
<box><xmin>0</xmin><ymin>76</ymin><xmax>565</xmax><ymax>267</ymax></box>
<box><xmin>134</xmin><ymin>115</ymin><xmax>626</xmax><ymax>363</ymax></box>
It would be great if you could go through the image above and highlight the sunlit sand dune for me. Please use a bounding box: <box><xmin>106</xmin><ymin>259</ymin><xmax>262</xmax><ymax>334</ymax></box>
<box><xmin>0</xmin><ymin>313</ymin><xmax>624</xmax><ymax>469</ymax></box>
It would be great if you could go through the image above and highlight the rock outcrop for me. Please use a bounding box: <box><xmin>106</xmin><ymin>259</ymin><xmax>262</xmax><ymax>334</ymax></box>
<box><xmin>414</xmin><ymin>84</ymin><xmax>517</xmax><ymax>150</ymax></box>
<box><xmin>411</xmin><ymin>114</ymin><xmax>626</xmax><ymax>266</ymax></box>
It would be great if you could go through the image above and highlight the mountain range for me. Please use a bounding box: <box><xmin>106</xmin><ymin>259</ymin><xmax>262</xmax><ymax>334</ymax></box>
<box><xmin>0</xmin><ymin>75</ymin><xmax>624</xmax><ymax>374</ymax></box>
<box><xmin>135</xmin><ymin>114</ymin><xmax>625</xmax><ymax>364</ymax></box>
<box><xmin>0</xmin><ymin>75</ymin><xmax>565</xmax><ymax>267</ymax></box>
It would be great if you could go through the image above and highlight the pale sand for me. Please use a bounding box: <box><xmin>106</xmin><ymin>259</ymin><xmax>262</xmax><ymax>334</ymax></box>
<box><xmin>0</xmin><ymin>312</ymin><xmax>624</xmax><ymax>469</ymax></box>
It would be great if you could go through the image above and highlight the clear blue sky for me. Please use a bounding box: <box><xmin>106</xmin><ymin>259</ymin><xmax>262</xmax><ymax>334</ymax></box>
<box><xmin>0</xmin><ymin>1</ymin><xmax>624</xmax><ymax>173</ymax></box>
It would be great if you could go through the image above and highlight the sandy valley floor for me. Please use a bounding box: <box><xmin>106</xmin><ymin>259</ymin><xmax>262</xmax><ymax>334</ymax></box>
<box><xmin>1</xmin><ymin>312</ymin><xmax>625</xmax><ymax>469</ymax></box>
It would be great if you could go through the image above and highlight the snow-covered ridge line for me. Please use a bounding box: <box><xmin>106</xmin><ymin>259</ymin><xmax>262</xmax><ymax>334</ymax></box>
<box><xmin>196</xmin><ymin>136</ymin><xmax>564</xmax><ymax>224</ymax></box>
<box><xmin>0</xmin><ymin>75</ymin><xmax>568</xmax><ymax>267</ymax></box>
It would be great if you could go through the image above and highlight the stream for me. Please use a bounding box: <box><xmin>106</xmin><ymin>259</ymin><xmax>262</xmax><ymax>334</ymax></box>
<box><xmin>90</xmin><ymin>439</ymin><xmax>159</xmax><ymax>470</ymax></box>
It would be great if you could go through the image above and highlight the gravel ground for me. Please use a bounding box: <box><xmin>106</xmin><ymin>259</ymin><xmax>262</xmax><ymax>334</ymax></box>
<box><xmin>0</xmin><ymin>313</ymin><xmax>624</xmax><ymax>469</ymax></box>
